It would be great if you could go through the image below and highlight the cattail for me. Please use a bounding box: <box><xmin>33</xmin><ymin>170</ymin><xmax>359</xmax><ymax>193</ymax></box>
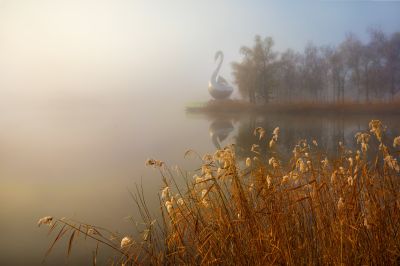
<box><xmin>37</xmin><ymin>216</ymin><xmax>53</xmax><ymax>227</ymax></box>
<box><xmin>121</xmin><ymin>236</ymin><xmax>134</xmax><ymax>248</ymax></box>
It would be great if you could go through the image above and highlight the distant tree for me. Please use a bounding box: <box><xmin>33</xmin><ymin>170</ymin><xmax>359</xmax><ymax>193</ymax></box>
<box><xmin>367</xmin><ymin>28</ymin><xmax>388</xmax><ymax>100</ymax></box>
<box><xmin>231</xmin><ymin>57</ymin><xmax>257</xmax><ymax>103</ymax></box>
<box><xmin>385</xmin><ymin>32</ymin><xmax>400</xmax><ymax>99</ymax></box>
<box><xmin>326</xmin><ymin>46</ymin><xmax>348</xmax><ymax>103</ymax></box>
<box><xmin>232</xmin><ymin>35</ymin><xmax>278</xmax><ymax>104</ymax></box>
<box><xmin>300</xmin><ymin>43</ymin><xmax>327</xmax><ymax>102</ymax></box>
<box><xmin>275</xmin><ymin>49</ymin><xmax>301</xmax><ymax>102</ymax></box>
<box><xmin>340</xmin><ymin>33</ymin><xmax>363</xmax><ymax>101</ymax></box>
<box><xmin>232</xmin><ymin>29</ymin><xmax>400</xmax><ymax>104</ymax></box>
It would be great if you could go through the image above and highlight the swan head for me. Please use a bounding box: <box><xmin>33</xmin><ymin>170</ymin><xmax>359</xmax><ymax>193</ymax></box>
<box><xmin>214</xmin><ymin>51</ymin><xmax>223</xmax><ymax>61</ymax></box>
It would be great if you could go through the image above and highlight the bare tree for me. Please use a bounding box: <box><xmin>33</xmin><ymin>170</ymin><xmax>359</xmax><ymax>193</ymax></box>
<box><xmin>232</xmin><ymin>36</ymin><xmax>278</xmax><ymax>104</ymax></box>
<box><xmin>232</xmin><ymin>29</ymin><xmax>400</xmax><ymax>104</ymax></box>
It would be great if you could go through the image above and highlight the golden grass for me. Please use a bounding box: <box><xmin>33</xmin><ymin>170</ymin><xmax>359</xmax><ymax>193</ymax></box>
<box><xmin>39</xmin><ymin>120</ymin><xmax>400</xmax><ymax>265</ymax></box>
<box><xmin>186</xmin><ymin>99</ymin><xmax>400</xmax><ymax>115</ymax></box>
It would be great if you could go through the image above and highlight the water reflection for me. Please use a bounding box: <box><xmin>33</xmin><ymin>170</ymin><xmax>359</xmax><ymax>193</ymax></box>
<box><xmin>230</xmin><ymin>114</ymin><xmax>400</xmax><ymax>161</ymax></box>
<box><xmin>209</xmin><ymin>118</ymin><xmax>234</xmax><ymax>149</ymax></box>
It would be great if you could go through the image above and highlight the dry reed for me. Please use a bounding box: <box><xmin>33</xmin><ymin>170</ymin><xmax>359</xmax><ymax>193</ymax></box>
<box><xmin>39</xmin><ymin>119</ymin><xmax>400</xmax><ymax>265</ymax></box>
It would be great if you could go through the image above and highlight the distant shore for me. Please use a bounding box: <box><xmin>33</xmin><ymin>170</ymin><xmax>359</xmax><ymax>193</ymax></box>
<box><xmin>186</xmin><ymin>99</ymin><xmax>400</xmax><ymax>115</ymax></box>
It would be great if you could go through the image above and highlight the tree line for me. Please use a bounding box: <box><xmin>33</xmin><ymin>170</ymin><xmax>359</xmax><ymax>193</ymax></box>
<box><xmin>231</xmin><ymin>28</ymin><xmax>400</xmax><ymax>104</ymax></box>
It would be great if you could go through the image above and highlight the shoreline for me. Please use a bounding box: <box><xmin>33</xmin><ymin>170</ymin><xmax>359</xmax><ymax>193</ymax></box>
<box><xmin>186</xmin><ymin>99</ymin><xmax>400</xmax><ymax>115</ymax></box>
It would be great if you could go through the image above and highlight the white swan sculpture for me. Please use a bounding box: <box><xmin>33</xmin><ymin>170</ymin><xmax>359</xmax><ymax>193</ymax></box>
<box><xmin>208</xmin><ymin>51</ymin><xmax>233</xmax><ymax>100</ymax></box>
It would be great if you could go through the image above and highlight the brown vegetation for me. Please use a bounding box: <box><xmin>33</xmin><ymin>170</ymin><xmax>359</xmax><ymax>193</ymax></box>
<box><xmin>39</xmin><ymin>120</ymin><xmax>400</xmax><ymax>265</ymax></box>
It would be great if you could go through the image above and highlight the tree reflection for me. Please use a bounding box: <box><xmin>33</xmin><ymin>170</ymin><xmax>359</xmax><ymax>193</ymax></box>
<box><xmin>233</xmin><ymin>114</ymin><xmax>400</xmax><ymax>161</ymax></box>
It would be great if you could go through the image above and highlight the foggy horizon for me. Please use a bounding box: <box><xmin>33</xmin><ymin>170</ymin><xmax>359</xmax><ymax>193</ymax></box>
<box><xmin>0</xmin><ymin>1</ymin><xmax>399</xmax><ymax>107</ymax></box>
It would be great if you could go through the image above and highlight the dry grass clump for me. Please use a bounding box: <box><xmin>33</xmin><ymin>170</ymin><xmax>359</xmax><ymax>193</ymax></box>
<box><xmin>39</xmin><ymin>120</ymin><xmax>400</xmax><ymax>265</ymax></box>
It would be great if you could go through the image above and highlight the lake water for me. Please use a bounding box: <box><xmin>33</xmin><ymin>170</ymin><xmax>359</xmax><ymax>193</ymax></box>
<box><xmin>0</xmin><ymin>100</ymin><xmax>399</xmax><ymax>265</ymax></box>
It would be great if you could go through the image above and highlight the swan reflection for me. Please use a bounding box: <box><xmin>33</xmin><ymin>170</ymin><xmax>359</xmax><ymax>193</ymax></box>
<box><xmin>209</xmin><ymin>119</ymin><xmax>234</xmax><ymax>149</ymax></box>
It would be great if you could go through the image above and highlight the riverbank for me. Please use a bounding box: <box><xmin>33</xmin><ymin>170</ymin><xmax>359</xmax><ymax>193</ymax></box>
<box><xmin>186</xmin><ymin>99</ymin><xmax>400</xmax><ymax>115</ymax></box>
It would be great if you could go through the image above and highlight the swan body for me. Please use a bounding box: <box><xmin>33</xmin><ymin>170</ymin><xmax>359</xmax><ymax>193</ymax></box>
<box><xmin>208</xmin><ymin>51</ymin><xmax>233</xmax><ymax>100</ymax></box>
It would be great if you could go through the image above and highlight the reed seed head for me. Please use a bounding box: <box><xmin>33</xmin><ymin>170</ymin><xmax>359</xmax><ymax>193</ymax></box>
<box><xmin>37</xmin><ymin>216</ymin><xmax>53</xmax><ymax>227</ymax></box>
<box><xmin>121</xmin><ymin>236</ymin><xmax>134</xmax><ymax>248</ymax></box>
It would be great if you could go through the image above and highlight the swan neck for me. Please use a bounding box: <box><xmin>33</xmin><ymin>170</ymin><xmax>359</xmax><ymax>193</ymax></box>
<box><xmin>212</xmin><ymin>53</ymin><xmax>223</xmax><ymax>82</ymax></box>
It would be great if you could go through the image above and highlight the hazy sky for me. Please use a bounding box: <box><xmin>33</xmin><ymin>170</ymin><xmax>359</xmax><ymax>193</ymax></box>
<box><xmin>0</xmin><ymin>0</ymin><xmax>399</xmax><ymax>104</ymax></box>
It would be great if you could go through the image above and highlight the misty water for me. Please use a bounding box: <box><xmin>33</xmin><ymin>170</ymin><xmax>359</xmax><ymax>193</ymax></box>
<box><xmin>0</xmin><ymin>98</ymin><xmax>399</xmax><ymax>265</ymax></box>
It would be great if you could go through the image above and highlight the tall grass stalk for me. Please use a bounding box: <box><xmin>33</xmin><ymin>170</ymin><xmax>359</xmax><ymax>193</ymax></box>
<box><xmin>39</xmin><ymin>120</ymin><xmax>400</xmax><ymax>265</ymax></box>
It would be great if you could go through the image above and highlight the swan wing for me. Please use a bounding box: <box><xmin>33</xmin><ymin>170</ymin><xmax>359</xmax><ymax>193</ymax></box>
<box><xmin>217</xmin><ymin>76</ymin><xmax>229</xmax><ymax>85</ymax></box>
